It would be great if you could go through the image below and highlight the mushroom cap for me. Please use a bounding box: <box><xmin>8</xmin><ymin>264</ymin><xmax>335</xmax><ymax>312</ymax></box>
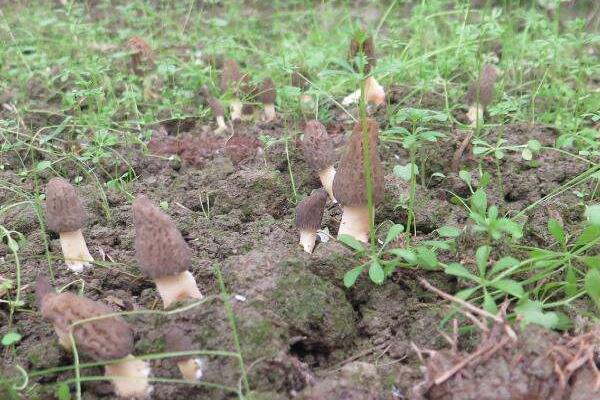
<box><xmin>40</xmin><ymin>292</ymin><xmax>133</xmax><ymax>361</ymax></box>
<box><xmin>259</xmin><ymin>78</ymin><xmax>276</xmax><ymax>104</ymax></box>
<box><xmin>291</xmin><ymin>69</ymin><xmax>310</xmax><ymax>90</ymax></box>
<box><xmin>35</xmin><ymin>276</ymin><xmax>54</xmax><ymax>311</ymax></box>
<box><xmin>465</xmin><ymin>64</ymin><xmax>498</xmax><ymax>107</ymax></box>
<box><xmin>295</xmin><ymin>188</ymin><xmax>328</xmax><ymax>231</ymax></box>
<box><xmin>332</xmin><ymin>119</ymin><xmax>384</xmax><ymax>207</ymax></box>
<box><xmin>44</xmin><ymin>177</ymin><xmax>87</xmax><ymax>233</ymax></box>
<box><xmin>201</xmin><ymin>86</ymin><xmax>224</xmax><ymax>117</ymax></box>
<box><xmin>165</xmin><ymin>326</ymin><xmax>194</xmax><ymax>362</ymax></box>
<box><xmin>133</xmin><ymin>195</ymin><xmax>191</xmax><ymax>279</ymax></box>
<box><xmin>349</xmin><ymin>35</ymin><xmax>376</xmax><ymax>73</ymax></box>
<box><xmin>301</xmin><ymin>120</ymin><xmax>337</xmax><ymax>172</ymax></box>
<box><xmin>220</xmin><ymin>59</ymin><xmax>242</xmax><ymax>92</ymax></box>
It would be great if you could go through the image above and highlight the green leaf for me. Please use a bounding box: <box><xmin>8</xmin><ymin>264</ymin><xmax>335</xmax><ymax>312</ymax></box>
<box><xmin>585</xmin><ymin>269</ymin><xmax>600</xmax><ymax>310</ymax></box>
<box><xmin>338</xmin><ymin>234</ymin><xmax>365</xmax><ymax>252</ymax></box>
<box><xmin>416</xmin><ymin>247</ymin><xmax>438</xmax><ymax>269</ymax></box>
<box><xmin>494</xmin><ymin>149</ymin><xmax>505</xmax><ymax>159</ymax></box>
<box><xmin>1</xmin><ymin>331</ymin><xmax>22</xmax><ymax>346</ymax></box>
<box><xmin>581</xmin><ymin>256</ymin><xmax>600</xmax><ymax>269</ymax></box>
<box><xmin>57</xmin><ymin>382</ymin><xmax>71</xmax><ymax>400</ymax></box>
<box><xmin>437</xmin><ymin>226</ymin><xmax>461</xmax><ymax>238</ymax></box>
<box><xmin>445</xmin><ymin>263</ymin><xmax>477</xmax><ymax>280</ymax></box>
<box><xmin>388</xmin><ymin>248</ymin><xmax>417</xmax><ymax>264</ymax></box>
<box><xmin>565</xmin><ymin>266</ymin><xmax>577</xmax><ymax>298</ymax></box>
<box><xmin>585</xmin><ymin>204</ymin><xmax>600</xmax><ymax>226</ymax></box>
<box><xmin>473</xmin><ymin>146</ymin><xmax>488</xmax><ymax>155</ymax></box>
<box><xmin>515</xmin><ymin>299</ymin><xmax>559</xmax><ymax>329</ymax></box>
<box><xmin>527</xmin><ymin>139</ymin><xmax>542</xmax><ymax>152</ymax></box>
<box><xmin>455</xmin><ymin>287</ymin><xmax>477</xmax><ymax>300</ymax></box>
<box><xmin>492</xmin><ymin>279</ymin><xmax>524</xmax><ymax>298</ymax></box>
<box><xmin>476</xmin><ymin>245</ymin><xmax>490</xmax><ymax>276</ymax></box>
<box><xmin>548</xmin><ymin>219</ymin><xmax>566</xmax><ymax>246</ymax></box>
<box><xmin>368</xmin><ymin>260</ymin><xmax>385</xmax><ymax>284</ymax></box>
<box><xmin>490</xmin><ymin>256</ymin><xmax>519</xmax><ymax>275</ymax></box>
<box><xmin>483</xmin><ymin>290</ymin><xmax>498</xmax><ymax>314</ymax></box>
<box><xmin>575</xmin><ymin>226</ymin><xmax>600</xmax><ymax>247</ymax></box>
<box><xmin>458</xmin><ymin>170</ymin><xmax>471</xmax><ymax>185</ymax></box>
<box><xmin>384</xmin><ymin>224</ymin><xmax>404</xmax><ymax>245</ymax></box>
<box><xmin>521</xmin><ymin>148</ymin><xmax>533</xmax><ymax>161</ymax></box>
<box><xmin>343</xmin><ymin>264</ymin><xmax>365</xmax><ymax>288</ymax></box>
<box><xmin>35</xmin><ymin>160</ymin><xmax>52</xmax><ymax>172</ymax></box>
<box><xmin>393</xmin><ymin>163</ymin><xmax>419</xmax><ymax>181</ymax></box>
<box><xmin>471</xmin><ymin>189</ymin><xmax>487</xmax><ymax>213</ymax></box>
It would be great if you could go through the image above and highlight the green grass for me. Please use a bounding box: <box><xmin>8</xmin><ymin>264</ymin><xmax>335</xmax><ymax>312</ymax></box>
<box><xmin>1</xmin><ymin>0</ymin><xmax>600</xmax><ymax>398</ymax></box>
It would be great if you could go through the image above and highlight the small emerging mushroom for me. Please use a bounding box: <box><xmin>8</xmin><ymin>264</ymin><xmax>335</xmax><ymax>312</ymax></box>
<box><xmin>240</xmin><ymin>74</ymin><xmax>258</xmax><ymax>121</ymax></box>
<box><xmin>165</xmin><ymin>326</ymin><xmax>204</xmax><ymax>381</ymax></box>
<box><xmin>133</xmin><ymin>195</ymin><xmax>202</xmax><ymax>308</ymax></box>
<box><xmin>296</xmin><ymin>188</ymin><xmax>328</xmax><ymax>253</ymax></box>
<box><xmin>291</xmin><ymin>68</ymin><xmax>314</xmax><ymax>113</ymax></box>
<box><xmin>220</xmin><ymin>59</ymin><xmax>243</xmax><ymax>121</ymax></box>
<box><xmin>126</xmin><ymin>36</ymin><xmax>155</xmax><ymax>76</ymax></box>
<box><xmin>45</xmin><ymin>177</ymin><xmax>94</xmax><ymax>273</ymax></box>
<box><xmin>465</xmin><ymin>64</ymin><xmax>498</xmax><ymax>126</ymax></box>
<box><xmin>301</xmin><ymin>120</ymin><xmax>338</xmax><ymax>201</ymax></box>
<box><xmin>201</xmin><ymin>85</ymin><xmax>227</xmax><ymax>134</ymax></box>
<box><xmin>260</xmin><ymin>78</ymin><xmax>277</xmax><ymax>122</ymax></box>
<box><xmin>37</xmin><ymin>278</ymin><xmax>151</xmax><ymax>398</ymax></box>
<box><xmin>332</xmin><ymin>119</ymin><xmax>384</xmax><ymax>243</ymax></box>
<box><xmin>343</xmin><ymin>35</ymin><xmax>385</xmax><ymax>106</ymax></box>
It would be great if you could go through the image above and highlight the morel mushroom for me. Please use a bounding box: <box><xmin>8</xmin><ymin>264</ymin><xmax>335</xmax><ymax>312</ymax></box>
<box><xmin>291</xmin><ymin>68</ymin><xmax>314</xmax><ymax>112</ymax></box>
<box><xmin>240</xmin><ymin>74</ymin><xmax>258</xmax><ymax>121</ymax></box>
<box><xmin>37</xmin><ymin>279</ymin><xmax>151</xmax><ymax>398</ymax></box>
<box><xmin>296</xmin><ymin>188</ymin><xmax>328</xmax><ymax>253</ymax></box>
<box><xmin>343</xmin><ymin>35</ymin><xmax>385</xmax><ymax>106</ymax></box>
<box><xmin>165</xmin><ymin>326</ymin><xmax>204</xmax><ymax>381</ymax></box>
<box><xmin>332</xmin><ymin>119</ymin><xmax>384</xmax><ymax>243</ymax></box>
<box><xmin>260</xmin><ymin>78</ymin><xmax>277</xmax><ymax>122</ymax></box>
<box><xmin>220</xmin><ymin>59</ymin><xmax>243</xmax><ymax>121</ymax></box>
<box><xmin>45</xmin><ymin>177</ymin><xmax>93</xmax><ymax>273</ymax></box>
<box><xmin>133</xmin><ymin>195</ymin><xmax>202</xmax><ymax>308</ymax></box>
<box><xmin>465</xmin><ymin>64</ymin><xmax>498</xmax><ymax>126</ymax></box>
<box><xmin>126</xmin><ymin>36</ymin><xmax>155</xmax><ymax>76</ymax></box>
<box><xmin>201</xmin><ymin>85</ymin><xmax>227</xmax><ymax>134</ymax></box>
<box><xmin>301</xmin><ymin>120</ymin><xmax>338</xmax><ymax>201</ymax></box>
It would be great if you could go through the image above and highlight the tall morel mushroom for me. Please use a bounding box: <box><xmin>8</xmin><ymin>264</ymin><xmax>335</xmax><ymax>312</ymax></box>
<box><xmin>45</xmin><ymin>177</ymin><xmax>94</xmax><ymax>272</ymax></box>
<box><xmin>133</xmin><ymin>195</ymin><xmax>202</xmax><ymax>308</ymax></box>
<box><xmin>343</xmin><ymin>35</ymin><xmax>385</xmax><ymax>106</ymax></box>
<box><xmin>260</xmin><ymin>78</ymin><xmax>277</xmax><ymax>122</ymax></box>
<box><xmin>220</xmin><ymin>59</ymin><xmax>243</xmax><ymax>121</ymax></box>
<box><xmin>37</xmin><ymin>277</ymin><xmax>151</xmax><ymax>398</ymax></box>
<box><xmin>332</xmin><ymin>119</ymin><xmax>384</xmax><ymax>243</ymax></box>
<box><xmin>201</xmin><ymin>85</ymin><xmax>227</xmax><ymax>134</ymax></box>
<box><xmin>165</xmin><ymin>326</ymin><xmax>204</xmax><ymax>381</ymax></box>
<box><xmin>301</xmin><ymin>120</ymin><xmax>338</xmax><ymax>201</ymax></box>
<box><xmin>296</xmin><ymin>188</ymin><xmax>328</xmax><ymax>253</ymax></box>
<box><xmin>465</xmin><ymin>64</ymin><xmax>498</xmax><ymax>126</ymax></box>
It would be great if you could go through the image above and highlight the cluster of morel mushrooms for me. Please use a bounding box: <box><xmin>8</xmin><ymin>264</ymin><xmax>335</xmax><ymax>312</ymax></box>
<box><xmin>36</xmin><ymin>35</ymin><xmax>497</xmax><ymax>398</ymax></box>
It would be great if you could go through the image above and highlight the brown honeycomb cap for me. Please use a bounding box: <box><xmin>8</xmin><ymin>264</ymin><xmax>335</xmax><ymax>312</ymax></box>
<box><xmin>295</xmin><ymin>188</ymin><xmax>328</xmax><ymax>231</ymax></box>
<box><xmin>301</xmin><ymin>120</ymin><xmax>337</xmax><ymax>172</ymax></box>
<box><xmin>259</xmin><ymin>78</ymin><xmax>276</xmax><ymax>104</ymax></box>
<box><xmin>44</xmin><ymin>177</ymin><xmax>87</xmax><ymax>233</ymax></box>
<box><xmin>465</xmin><ymin>64</ymin><xmax>498</xmax><ymax>107</ymax></box>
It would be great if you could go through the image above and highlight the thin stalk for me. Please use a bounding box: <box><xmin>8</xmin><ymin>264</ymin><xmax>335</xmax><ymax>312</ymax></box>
<box><xmin>284</xmin><ymin>136</ymin><xmax>298</xmax><ymax>204</ymax></box>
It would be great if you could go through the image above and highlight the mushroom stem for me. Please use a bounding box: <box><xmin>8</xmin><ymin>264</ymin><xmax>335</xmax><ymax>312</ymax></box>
<box><xmin>154</xmin><ymin>271</ymin><xmax>203</xmax><ymax>309</ymax></box>
<box><xmin>299</xmin><ymin>229</ymin><xmax>318</xmax><ymax>254</ymax></box>
<box><xmin>104</xmin><ymin>354</ymin><xmax>152</xmax><ymax>398</ymax></box>
<box><xmin>467</xmin><ymin>103</ymin><xmax>484</xmax><ymax>126</ymax></box>
<box><xmin>263</xmin><ymin>103</ymin><xmax>276</xmax><ymax>122</ymax></box>
<box><xmin>230</xmin><ymin>99</ymin><xmax>243</xmax><ymax>121</ymax></box>
<box><xmin>338</xmin><ymin>205</ymin><xmax>370</xmax><ymax>243</ymax></box>
<box><xmin>177</xmin><ymin>358</ymin><xmax>204</xmax><ymax>381</ymax></box>
<box><xmin>59</xmin><ymin>229</ymin><xmax>93</xmax><ymax>273</ymax></box>
<box><xmin>365</xmin><ymin>76</ymin><xmax>385</xmax><ymax>105</ymax></box>
<box><xmin>215</xmin><ymin>115</ymin><xmax>227</xmax><ymax>133</ymax></box>
<box><xmin>318</xmin><ymin>165</ymin><xmax>337</xmax><ymax>202</ymax></box>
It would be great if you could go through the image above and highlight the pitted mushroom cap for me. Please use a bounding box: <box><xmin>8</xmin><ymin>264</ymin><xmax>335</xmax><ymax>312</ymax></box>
<box><xmin>465</xmin><ymin>64</ymin><xmax>498</xmax><ymax>107</ymax></box>
<box><xmin>40</xmin><ymin>292</ymin><xmax>133</xmax><ymax>361</ymax></box>
<box><xmin>295</xmin><ymin>189</ymin><xmax>328</xmax><ymax>231</ymax></box>
<box><xmin>259</xmin><ymin>78</ymin><xmax>276</xmax><ymax>104</ymax></box>
<box><xmin>332</xmin><ymin>119</ymin><xmax>384</xmax><ymax>207</ymax></box>
<box><xmin>165</xmin><ymin>326</ymin><xmax>194</xmax><ymax>362</ymax></box>
<box><xmin>132</xmin><ymin>195</ymin><xmax>191</xmax><ymax>279</ymax></box>
<box><xmin>301</xmin><ymin>120</ymin><xmax>337</xmax><ymax>172</ymax></box>
<box><xmin>44</xmin><ymin>177</ymin><xmax>87</xmax><ymax>233</ymax></box>
<box><xmin>220</xmin><ymin>59</ymin><xmax>242</xmax><ymax>93</ymax></box>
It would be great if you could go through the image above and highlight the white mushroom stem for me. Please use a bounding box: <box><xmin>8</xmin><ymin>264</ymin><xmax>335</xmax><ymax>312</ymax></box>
<box><xmin>104</xmin><ymin>355</ymin><xmax>152</xmax><ymax>398</ymax></box>
<box><xmin>263</xmin><ymin>103</ymin><xmax>276</xmax><ymax>122</ymax></box>
<box><xmin>215</xmin><ymin>115</ymin><xmax>227</xmax><ymax>134</ymax></box>
<box><xmin>318</xmin><ymin>165</ymin><xmax>336</xmax><ymax>202</ymax></box>
<box><xmin>467</xmin><ymin>103</ymin><xmax>484</xmax><ymax>127</ymax></box>
<box><xmin>177</xmin><ymin>358</ymin><xmax>204</xmax><ymax>381</ymax></box>
<box><xmin>154</xmin><ymin>271</ymin><xmax>203</xmax><ymax>309</ymax></box>
<box><xmin>59</xmin><ymin>229</ymin><xmax>93</xmax><ymax>273</ymax></box>
<box><xmin>365</xmin><ymin>76</ymin><xmax>385</xmax><ymax>105</ymax></box>
<box><xmin>230</xmin><ymin>99</ymin><xmax>243</xmax><ymax>121</ymax></box>
<box><xmin>338</xmin><ymin>205</ymin><xmax>370</xmax><ymax>243</ymax></box>
<box><xmin>299</xmin><ymin>229</ymin><xmax>318</xmax><ymax>254</ymax></box>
